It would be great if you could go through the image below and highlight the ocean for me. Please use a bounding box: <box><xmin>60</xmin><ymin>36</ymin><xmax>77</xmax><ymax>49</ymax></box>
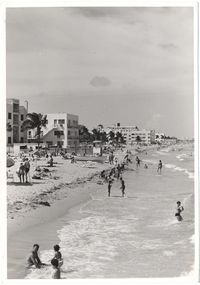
<box><xmin>9</xmin><ymin>144</ymin><xmax>195</xmax><ymax>279</ymax></box>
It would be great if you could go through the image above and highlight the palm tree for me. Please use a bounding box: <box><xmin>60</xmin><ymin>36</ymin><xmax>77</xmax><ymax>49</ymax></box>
<box><xmin>136</xmin><ymin>135</ymin><xmax>141</xmax><ymax>144</ymax></box>
<box><xmin>22</xmin><ymin>113</ymin><xmax>47</xmax><ymax>149</ymax></box>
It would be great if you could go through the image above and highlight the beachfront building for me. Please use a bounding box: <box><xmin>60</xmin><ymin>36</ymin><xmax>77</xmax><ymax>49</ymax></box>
<box><xmin>6</xmin><ymin>98</ymin><xmax>28</xmax><ymax>145</ymax></box>
<box><xmin>155</xmin><ymin>132</ymin><xmax>165</xmax><ymax>144</ymax></box>
<box><xmin>104</xmin><ymin>123</ymin><xmax>155</xmax><ymax>145</ymax></box>
<box><xmin>27</xmin><ymin>113</ymin><xmax>79</xmax><ymax>149</ymax></box>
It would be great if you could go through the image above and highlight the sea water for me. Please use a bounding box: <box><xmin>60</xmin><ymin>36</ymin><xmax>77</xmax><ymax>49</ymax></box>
<box><xmin>24</xmin><ymin>144</ymin><xmax>194</xmax><ymax>278</ymax></box>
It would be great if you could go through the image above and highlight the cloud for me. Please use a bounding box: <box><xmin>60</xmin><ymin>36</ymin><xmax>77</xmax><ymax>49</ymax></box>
<box><xmin>90</xmin><ymin>76</ymin><xmax>111</xmax><ymax>87</ymax></box>
<box><xmin>159</xmin><ymin>43</ymin><xmax>178</xmax><ymax>51</ymax></box>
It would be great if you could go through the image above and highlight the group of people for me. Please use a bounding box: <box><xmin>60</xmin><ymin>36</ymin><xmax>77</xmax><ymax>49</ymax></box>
<box><xmin>27</xmin><ymin>244</ymin><xmax>63</xmax><ymax>279</ymax></box>
<box><xmin>17</xmin><ymin>158</ymin><xmax>30</xmax><ymax>183</ymax></box>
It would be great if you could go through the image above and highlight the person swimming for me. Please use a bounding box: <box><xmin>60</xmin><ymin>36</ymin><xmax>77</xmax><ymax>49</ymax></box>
<box><xmin>175</xmin><ymin>201</ymin><xmax>184</xmax><ymax>221</ymax></box>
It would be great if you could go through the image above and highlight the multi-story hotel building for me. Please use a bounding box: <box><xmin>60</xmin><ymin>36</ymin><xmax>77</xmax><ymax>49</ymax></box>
<box><xmin>6</xmin><ymin>98</ymin><xmax>27</xmax><ymax>145</ymax></box>
<box><xmin>105</xmin><ymin>123</ymin><xmax>155</xmax><ymax>145</ymax></box>
<box><xmin>27</xmin><ymin>113</ymin><xmax>79</xmax><ymax>149</ymax></box>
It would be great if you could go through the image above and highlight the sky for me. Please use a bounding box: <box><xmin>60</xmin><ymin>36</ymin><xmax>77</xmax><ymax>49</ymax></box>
<box><xmin>6</xmin><ymin>7</ymin><xmax>194</xmax><ymax>138</ymax></box>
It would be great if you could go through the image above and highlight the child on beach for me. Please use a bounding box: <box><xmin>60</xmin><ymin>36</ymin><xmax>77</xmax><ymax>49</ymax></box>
<box><xmin>53</xmin><ymin>244</ymin><xmax>63</xmax><ymax>267</ymax></box>
<box><xmin>51</xmin><ymin>258</ymin><xmax>61</xmax><ymax>279</ymax></box>
<box><xmin>175</xmin><ymin>201</ymin><xmax>184</xmax><ymax>221</ymax></box>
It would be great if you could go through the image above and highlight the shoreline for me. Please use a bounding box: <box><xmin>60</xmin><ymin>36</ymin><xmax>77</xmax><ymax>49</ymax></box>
<box><xmin>7</xmin><ymin>143</ymin><xmax>194</xmax><ymax>279</ymax></box>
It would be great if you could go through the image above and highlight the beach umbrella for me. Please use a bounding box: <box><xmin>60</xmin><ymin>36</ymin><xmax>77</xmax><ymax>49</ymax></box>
<box><xmin>7</xmin><ymin>157</ymin><xmax>15</xmax><ymax>168</ymax></box>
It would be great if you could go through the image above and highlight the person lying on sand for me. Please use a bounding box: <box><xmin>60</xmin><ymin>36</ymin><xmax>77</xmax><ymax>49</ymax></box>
<box><xmin>27</xmin><ymin>244</ymin><xmax>45</xmax><ymax>268</ymax></box>
<box><xmin>175</xmin><ymin>201</ymin><xmax>184</xmax><ymax>222</ymax></box>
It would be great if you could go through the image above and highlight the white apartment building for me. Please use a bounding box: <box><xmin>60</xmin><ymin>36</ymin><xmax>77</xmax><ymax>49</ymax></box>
<box><xmin>105</xmin><ymin>124</ymin><xmax>155</xmax><ymax>145</ymax></box>
<box><xmin>27</xmin><ymin>113</ymin><xmax>79</xmax><ymax>148</ymax></box>
<box><xmin>7</xmin><ymin>98</ymin><xmax>27</xmax><ymax>145</ymax></box>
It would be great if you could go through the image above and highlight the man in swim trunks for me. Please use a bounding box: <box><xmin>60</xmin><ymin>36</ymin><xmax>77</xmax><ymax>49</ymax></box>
<box><xmin>27</xmin><ymin>244</ymin><xmax>44</xmax><ymax>268</ymax></box>
<box><xmin>175</xmin><ymin>201</ymin><xmax>184</xmax><ymax>221</ymax></box>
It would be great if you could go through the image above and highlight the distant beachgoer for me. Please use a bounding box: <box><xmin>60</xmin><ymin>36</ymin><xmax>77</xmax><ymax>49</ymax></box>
<box><xmin>49</xmin><ymin>156</ymin><xmax>54</xmax><ymax>166</ymax></box>
<box><xmin>108</xmin><ymin>179</ymin><xmax>112</xmax><ymax>197</ymax></box>
<box><xmin>175</xmin><ymin>201</ymin><xmax>184</xmax><ymax>221</ymax></box>
<box><xmin>144</xmin><ymin>164</ymin><xmax>148</xmax><ymax>169</ymax></box>
<box><xmin>27</xmin><ymin>244</ymin><xmax>43</xmax><ymax>268</ymax></box>
<box><xmin>51</xmin><ymin>258</ymin><xmax>61</xmax><ymax>279</ymax></box>
<box><xmin>18</xmin><ymin>163</ymin><xmax>25</xmax><ymax>183</ymax></box>
<box><xmin>53</xmin><ymin>245</ymin><xmax>63</xmax><ymax>267</ymax></box>
<box><xmin>120</xmin><ymin>177</ymin><xmax>125</xmax><ymax>197</ymax></box>
<box><xmin>100</xmin><ymin>170</ymin><xmax>105</xmax><ymax>179</ymax></box>
<box><xmin>117</xmin><ymin>164</ymin><xmax>121</xmax><ymax>179</ymax></box>
<box><xmin>24</xmin><ymin>158</ymin><xmax>30</xmax><ymax>183</ymax></box>
<box><xmin>157</xmin><ymin>160</ymin><xmax>162</xmax><ymax>174</ymax></box>
<box><xmin>136</xmin><ymin>156</ymin><xmax>140</xmax><ymax>168</ymax></box>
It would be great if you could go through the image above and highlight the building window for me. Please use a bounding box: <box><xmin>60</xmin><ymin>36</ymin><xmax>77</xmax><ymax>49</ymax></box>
<box><xmin>21</xmin><ymin>114</ymin><xmax>24</xmax><ymax>121</ymax></box>
<box><xmin>54</xmin><ymin>120</ymin><xmax>57</xmax><ymax>125</ymax></box>
<box><xmin>20</xmin><ymin>137</ymin><xmax>24</xmax><ymax>143</ymax></box>
<box><xmin>8</xmin><ymin>113</ymin><xmax>12</xmax><ymax>120</ymax></box>
<box><xmin>13</xmin><ymin>103</ymin><xmax>19</xmax><ymax>113</ymax></box>
<box><xmin>58</xmin><ymin>119</ymin><xmax>65</xmax><ymax>124</ymax></box>
<box><xmin>13</xmin><ymin>114</ymin><xmax>19</xmax><ymax>125</ymax></box>
<box><xmin>47</xmin><ymin>141</ymin><xmax>53</xmax><ymax>146</ymax></box>
<box><xmin>28</xmin><ymin>131</ymin><xmax>31</xmax><ymax>135</ymax></box>
<box><xmin>68</xmin><ymin>119</ymin><xmax>71</xmax><ymax>126</ymax></box>
<box><xmin>8</xmin><ymin>137</ymin><xmax>11</xmax><ymax>144</ymax></box>
<box><xmin>68</xmin><ymin>130</ymin><xmax>70</xmax><ymax>136</ymax></box>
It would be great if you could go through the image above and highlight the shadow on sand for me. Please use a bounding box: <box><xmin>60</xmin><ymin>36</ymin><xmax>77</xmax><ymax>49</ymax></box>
<box><xmin>7</xmin><ymin>181</ymin><xmax>44</xmax><ymax>186</ymax></box>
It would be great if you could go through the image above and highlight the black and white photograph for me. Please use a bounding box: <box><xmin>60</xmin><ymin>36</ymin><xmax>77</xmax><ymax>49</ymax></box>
<box><xmin>1</xmin><ymin>1</ymin><xmax>198</xmax><ymax>281</ymax></box>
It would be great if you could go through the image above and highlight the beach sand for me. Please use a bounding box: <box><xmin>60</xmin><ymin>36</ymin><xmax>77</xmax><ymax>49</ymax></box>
<box><xmin>7</xmin><ymin>144</ymin><xmax>194</xmax><ymax>279</ymax></box>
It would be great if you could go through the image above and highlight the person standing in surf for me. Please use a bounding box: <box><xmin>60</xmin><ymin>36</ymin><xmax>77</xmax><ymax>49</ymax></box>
<box><xmin>157</xmin><ymin>160</ymin><xmax>162</xmax><ymax>174</ymax></box>
<box><xmin>51</xmin><ymin>258</ymin><xmax>61</xmax><ymax>279</ymax></box>
<box><xmin>175</xmin><ymin>201</ymin><xmax>184</xmax><ymax>221</ymax></box>
<box><xmin>108</xmin><ymin>177</ymin><xmax>113</xmax><ymax>197</ymax></box>
<box><xmin>120</xmin><ymin>177</ymin><xmax>125</xmax><ymax>197</ymax></box>
<box><xmin>136</xmin><ymin>156</ymin><xmax>140</xmax><ymax>168</ymax></box>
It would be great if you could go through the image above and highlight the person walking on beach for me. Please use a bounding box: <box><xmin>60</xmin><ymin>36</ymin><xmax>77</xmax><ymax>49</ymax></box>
<box><xmin>120</xmin><ymin>177</ymin><xmax>125</xmax><ymax>197</ymax></box>
<box><xmin>24</xmin><ymin>158</ymin><xmax>30</xmax><ymax>183</ymax></box>
<box><xmin>157</xmin><ymin>160</ymin><xmax>162</xmax><ymax>174</ymax></box>
<box><xmin>175</xmin><ymin>201</ymin><xmax>184</xmax><ymax>222</ymax></box>
<box><xmin>51</xmin><ymin>258</ymin><xmax>61</xmax><ymax>279</ymax></box>
<box><xmin>27</xmin><ymin>244</ymin><xmax>44</xmax><ymax>268</ymax></box>
<box><xmin>18</xmin><ymin>163</ymin><xmax>25</xmax><ymax>183</ymax></box>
